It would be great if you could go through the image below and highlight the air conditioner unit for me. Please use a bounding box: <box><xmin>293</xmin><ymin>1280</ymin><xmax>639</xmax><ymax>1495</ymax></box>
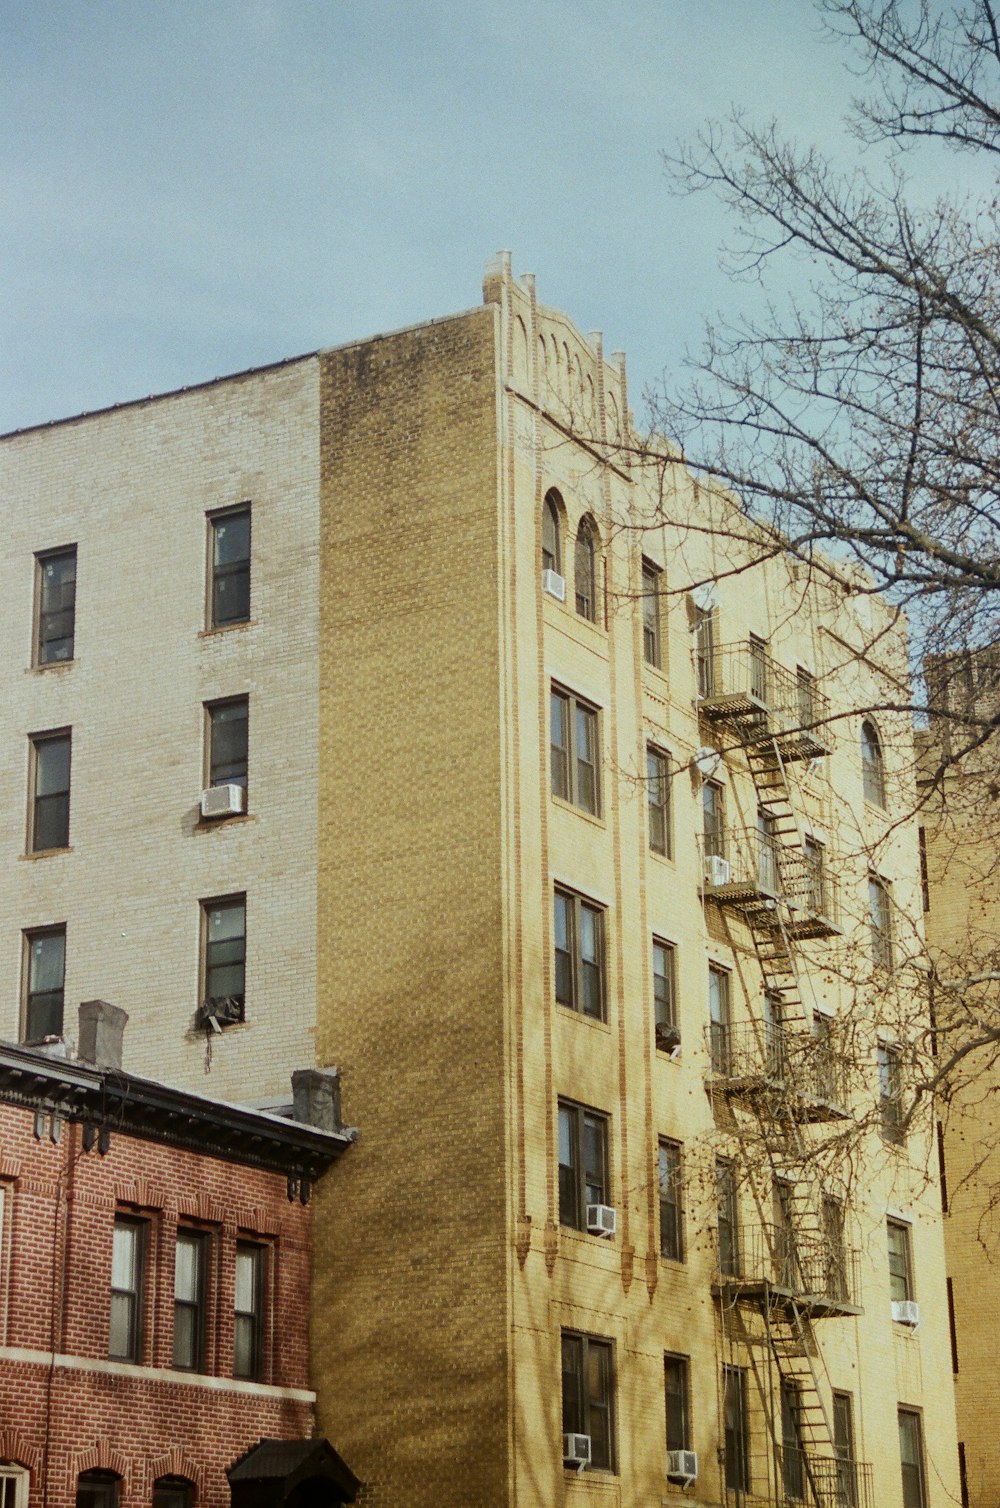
<box><xmin>704</xmin><ymin>854</ymin><xmax>731</xmax><ymax>887</ymax></box>
<box><xmin>200</xmin><ymin>783</ymin><xmax>246</xmax><ymax>819</ymax></box>
<box><xmin>666</xmin><ymin>1449</ymin><xmax>699</xmax><ymax>1486</ymax></box>
<box><xmin>563</xmin><ymin>1433</ymin><xmax>591</xmax><ymax>1472</ymax></box>
<box><xmin>892</xmin><ymin>1298</ymin><xmax>921</xmax><ymax>1326</ymax></box>
<box><xmin>541</xmin><ymin>568</ymin><xmax>566</xmax><ymax>602</ymax></box>
<box><xmin>586</xmin><ymin>1203</ymin><xmax>617</xmax><ymax>1237</ymax></box>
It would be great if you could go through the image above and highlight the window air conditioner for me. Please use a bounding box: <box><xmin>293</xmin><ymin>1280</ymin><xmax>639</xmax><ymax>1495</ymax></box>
<box><xmin>199</xmin><ymin>996</ymin><xmax>244</xmax><ymax>1032</ymax></box>
<box><xmin>666</xmin><ymin>1449</ymin><xmax>699</xmax><ymax>1486</ymax></box>
<box><xmin>891</xmin><ymin>1299</ymin><xmax>921</xmax><ymax>1326</ymax></box>
<box><xmin>563</xmin><ymin>1433</ymin><xmax>591</xmax><ymax>1472</ymax></box>
<box><xmin>541</xmin><ymin>568</ymin><xmax>566</xmax><ymax>602</ymax></box>
<box><xmin>200</xmin><ymin>783</ymin><xmax>247</xmax><ymax>819</ymax></box>
<box><xmin>586</xmin><ymin>1203</ymin><xmax>617</xmax><ymax>1238</ymax></box>
<box><xmin>704</xmin><ymin>854</ymin><xmax>731</xmax><ymax>887</ymax></box>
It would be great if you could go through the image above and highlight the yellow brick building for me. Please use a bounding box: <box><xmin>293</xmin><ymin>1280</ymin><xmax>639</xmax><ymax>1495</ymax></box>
<box><xmin>0</xmin><ymin>257</ymin><xmax>960</xmax><ymax>1505</ymax></box>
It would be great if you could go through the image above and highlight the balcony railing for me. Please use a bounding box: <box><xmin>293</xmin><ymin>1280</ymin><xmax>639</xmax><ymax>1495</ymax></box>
<box><xmin>729</xmin><ymin>1450</ymin><xmax>873</xmax><ymax>1508</ymax></box>
<box><xmin>702</xmin><ymin>831</ymin><xmax>841</xmax><ymax>935</ymax></box>
<box><xmin>699</xmin><ymin>641</ymin><xmax>832</xmax><ymax>759</ymax></box>
<box><xmin>715</xmin><ymin>1224</ymin><xmax>862</xmax><ymax>1315</ymax></box>
<box><xmin>706</xmin><ymin>1023</ymin><xmax>848</xmax><ymax>1116</ymax></box>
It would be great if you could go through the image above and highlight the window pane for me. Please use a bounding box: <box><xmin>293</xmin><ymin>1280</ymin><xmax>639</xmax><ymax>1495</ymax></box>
<box><xmin>36</xmin><ymin>737</ymin><xmax>70</xmax><ymax>795</ymax></box>
<box><xmin>38</xmin><ymin>548</ymin><xmax>77</xmax><ymax>663</ymax></box>
<box><xmin>583</xmin><ymin>1114</ymin><xmax>606</xmax><ymax>1205</ymax></box>
<box><xmin>214</xmin><ymin>511</ymin><xmax>250</xmax><ymax>567</ymax></box>
<box><xmin>174</xmin><ymin>1234</ymin><xmax>200</xmax><ymax>1302</ymax></box>
<box><xmin>561</xmin><ymin>1333</ymin><xmax>583</xmax><ymax>1434</ymax></box>
<box><xmin>550</xmin><ymin>692</ymin><xmax>569</xmax><ymax>800</ymax></box>
<box><xmin>30</xmin><ymin>931</ymin><xmax>65</xmax><ymax>993</ymax></box>
<box><xmin>554</xmin><ymin>893</ymin><xmax>573</xmax><ymax>1005</ymax></box>
<box><xmin>111</xmin><ymin>1222</ymin><xmax>138</xmax><ymax>1290</ymax></box>
<box><xmin>108</xmin><ymin>1292</ymin><xmax>133</xmax><ymax>1359</ymax></box>
<box><xmin>210</xmin><ymin>701</ymin><xmax>249</xmax><ymax>787</ymax></box>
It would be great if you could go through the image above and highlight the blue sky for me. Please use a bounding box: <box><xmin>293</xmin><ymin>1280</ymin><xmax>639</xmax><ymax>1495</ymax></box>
<box><xmin>0</xmin><ymin>0</ymin><xmax>978</xmax><ymax>433</ymax></box>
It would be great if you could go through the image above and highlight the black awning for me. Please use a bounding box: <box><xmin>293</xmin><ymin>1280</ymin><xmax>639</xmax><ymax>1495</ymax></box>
<box><xmin>227</xmin><ymin>1438</ymin><xmax>360</xmax><ymax>1508</ymax></box>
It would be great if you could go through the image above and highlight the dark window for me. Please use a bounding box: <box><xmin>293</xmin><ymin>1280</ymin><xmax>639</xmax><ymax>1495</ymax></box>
<box><xmin>234</xmin><ymin>1241</ymin><xmax>265</xmax><ymax>1380</ymax></box>
<box><xmin>561</xmin><ymin>1330</ymin><xmax>615</xmax><ymax>1472</ymax></box>
<box><xmin>723</xmin><ymin>1366</ymin><xmax>750</xmax><ymax>1492</ymax></box>
<box><xmin>869</xmin><ymin>875</ymin><xmax>894</xmax><ymax>970</ymax></box>
<box><xmin>542</xmin><ymin>492</ymin><xmax>562</xmax><ymax>575</ymax></box>
<box><xmin>749</xmin><ymin>632</ymin><xmax>770</xmax><ymax>703</ymax></box>
<box><xmin>30</xmin><ymin>732</ymin><xmax>71</xmax><ymax>851</ymax></box>
<box><xmin>553</xmin><ymin>888</ymin><xmax>605</xmax><ymax>1020</ymax></box>
<box><xmin>207</xmin><ymin>698</ymin><xmax>249</xmax><ymax>790</ymax></box>
<box><xmin>109</xmin><ymin>1215</ymin><xmax>145</xmax><ymax>1361</ymax></box>
<box><xmin>647</xmin><ymin>747</ymin><xmax>671</xmax><ymax>857</ymax></box>
<box><xmin>796</xmin><ymin>665</ymin><xmax>816</xmax><ymax>727</ymax></box>
<box><xmin>758</xmin><ymin>808</ymin><xmax>779</xmax><ymax>892</ymax></box>
<box><xmin>550</xmin><ymin>686</ymin><xmax>600</xmax><ymax>815</ymax></box>
<box><xmin>781</xmin><ymin>1380</ymin><xmax>805</xmax><ymax>1500</ymax></box>
<box><xmin>658</xmin><ymin>1140</ymin><xmax>683</xmax><ymax>1261</ymax></box>
<box><xmin>716</xmin><ymin>1159</ymin><xmax>740</xmax><ymax>1278</ymax></box>
<box><xmin>76</xmin><ymin>1473</ymin><xmax>119</xmax><ymax>1508</ymax></box>
<box><xmin>173</xmin><ymin>1228</ymin><xmax>208</xmax><ymax>1371</ymax></box>
<box><xmin>641</xmin><ymin>560</ymin><xmax>662</xmax><ymax>667</ymax></box>
<box><xmin>209</xmin><ymin>507</ymin><xmax>251</xmax><ymax>628</ymax></box>
<box><xmin>898</xmin><ymin>1409</ymin><xmax>927</xmax><ymax>1508</ymax></box>
<box><xmin>702</xmin><ymin>780</ymin><xmax>725</xmax><ymax>859</ymax></box>
<box><xmin>202</xmin><ymin>896</ymin><xmax>246</xmax><ymax>1020</ymax></box>
<box><xmin>888</xmin><ymin>1218</ymin><xmax>914</xmax><ymax>1303</ymax></box>
<box><xmin>575</xmin><ymin>518</ymin><xmax>597</xmax><ymax>620</ymax></box>
<box><xmin>833</xmin><ymin>1392</ymin><xmax>858</xmax><ymax>1507</ymax></box>
<box><xmin>652</xmin><ymin>938</ymin><xmax>677</xmax><ymax>1047</ymax></box>
<box><xmin>23</xmin><ymin>926</ymin><xmax>66</xmax><ymax>1041</ymax></box>
<box><xmin>664</xmin><ymin>1354</ymin><xmax>689</xmax><ymax>1453</ymax></box>
<box><xmin>804</xmin><ymin>837</ymin><xmax>827</xmax><ymax>915</ymax></box>
<box><xmin>812</xmin><ymin>1012</ymin><xmax>838</xmax><ymax>1103</ymax></box>
<box><xmin>879</xmin><ymin>1044</ymin><xmax>904</xmax><ymax>1142</ymax></box>
<box><xmin>36</xmin><ymin>546</ymin><xmax>77</xmax><ymax>665</ymax></box>
<box><xmin>558</xmin><ymin>1100</ymin><xmax>609</xmax><ymax>1231</ymax></box>
<box><xmin>153</xmin><ymin>1479</ymin><xmax>193</xmax><ymax>1508</ymax></box>
<box><xmin>708</xmin><ymin>966</ymin><xmax>731</xmax><ymax>1075</ymax></box>
<box><xmin>861</xmin><ymin>719</ymin><xmax>886</xmax><ymax>807</ymax></box>
<box><xmin>773</xmin><ymin>1177</ymin><xmax>798</xmax><ymax>1289</ymax></box>
<box><xmin>822</xmin><ymin>1194</ymin><xmax>847</xmax><ymax>1301</ymax></box>
<box><xmin>695</xmin><ymin>607</ymin><xmax>717</xmax><ymax>697</ymax></box>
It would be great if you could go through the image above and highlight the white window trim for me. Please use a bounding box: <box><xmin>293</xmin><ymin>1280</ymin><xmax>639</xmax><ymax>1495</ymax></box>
<box><xmin>0</xmin><ymin>1465</ymin><xmax>29</xmax><ymax>1508</ymax></box>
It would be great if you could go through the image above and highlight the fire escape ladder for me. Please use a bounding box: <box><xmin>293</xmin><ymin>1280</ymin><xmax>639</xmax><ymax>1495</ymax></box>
<box><xmin>764</xmin><ymin>1295</ymin><xmax>839</xmax><ymax>1506</ymax></box>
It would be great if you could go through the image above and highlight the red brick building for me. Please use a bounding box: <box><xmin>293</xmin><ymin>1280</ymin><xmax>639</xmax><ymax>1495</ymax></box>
<box><xmin>0</xmin><ymin>1002</ymin><xmax>358</xmax><ymax>1508</ymax></box>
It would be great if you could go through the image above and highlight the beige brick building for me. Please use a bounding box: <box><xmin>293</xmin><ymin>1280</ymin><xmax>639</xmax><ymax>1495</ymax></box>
<box><xmin>1</xmin><ymin>257</ymin><xmax>960</xmax><ymax>1505</ymax></box>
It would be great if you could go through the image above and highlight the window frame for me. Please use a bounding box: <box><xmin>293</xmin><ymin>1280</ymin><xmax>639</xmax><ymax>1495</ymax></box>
<box><xmin>658</xmin><ymin>1139</ymin><xmax>684</xmax><ymax>1262</ymax></box>
<box><xmin>641</xmin><ymin>558</ymin><xmax>663</xmax><ymax>668</ymax></box>
<box><xmin>708</xmin><ymin>964</ymin><xmax>731</xmax><ymax>1075</ymax></box>
<box><xmin>34</xmin><ymin>544</ymin><xmax>77</xmax><ymax>667</ymax></box>
<box><xmin>234</xmin><ymin>1239</ymin><xmax>266</xmax><ymax>1380</ymax></box>
<box><xmin>561</xmin><ymin>1329</ymin><xmax>616</xmax><ymax>1473</ymax></box>
<box><xmin>109</xmin><ymin>1213</ymin><xmax>147</xmax><ymax>1363</ymax></box>
<box><xmin>558</xmin><ymin>1098</ymin><xmax>610</xmax><ymax>1232</ymax></box>
<box><xmin>695</xmin><ymin>606</ymin><xmax>717</xmax><ymax>697</ymax></box>
<box><xmin>861</xmin><ymin>718</ymin><xmax>887</xmax><ymax>807</ymax></box>
<box><xmin>780</xmin><ymin>1379</ymin><xmax>806</xmax><ymax>1501</ymax></box>
<box><xmin>652</xmin><ymin>936</ymin><xmax>678</xmax><ymax>1047</ymax></box>
<box><xmin>553</xmin><ymin>887</ymin><xmax>606</xmax><ymax>1021</ymax></box>
<box><xmin>28</xmin><ymin>729</ymin><xmax>71</xmax><ymax>854</ymax></box>
<box><xmin>205</xmin><ymin>696</ymin><xmax>249</xmax><ymax>792</ymax></box>
<box><xmin>664</xmin><ymin>1353</ymin><xmax>690</xmax><ymax>1454</ymax></box>
<box><xmin>0</xmin><ymin>1466</ymin><xmax>29</xmax><ymax>1508</ymax></box>
<box><xmin>878</xmin><ymin>1042</ymin><xmax>905</xmax><ymax>1142</ymax></box>
<box><xmin>152</xmin><ymin>1479</ymin><xmax>194</xmax><ymax>1508</ymax></box>
<box><xmin>574</xmin><ymin>517</ymin><xmax>598</xmax><ymax>621</ymax></box>
<box><xmin>200</xmin><ymin>894</ymin><xmax>247</xmax><ymax>1023</ymax></box>
<box><xmin>716</xmin><ymin>1158</ymin><xmax>740</xmax><ymax>1278</ymax></box>
<box><xmin>646</xmin><ymin>746</ymin><xmax>672</xmax><ymax>857</ymax></box>
<box><xmin>832</xmin><ymin>1391</ymin><xmax>858</xmax><ymax>1508</ymax></box>
<box><xmin>22</xmin><ymin>925</ymin><xmax>66</xmax><ymax>1043</ymax></box>
<box><xmin>723</xmin><ymin>1364</ymin><xmax>750</xmax><ymax>1493</ymax></box>
<box><xmin>887</xmin><ymin>1217</ymin><xmax>914</xmax><ymax>1304</ymax></box>
<box><xmin>869</xmin><ymin>874</ymin><xmax>894</xmax><ymax>971</ymax></box>
<box><xmin>550</xmin><ymin>685</ymin><xmax>601</xmax><ymax>816</ymax></box>
<box><xmin>542</xmin><ymin>490</ymin><xmax>562</xmax><ymax>576</ymax></box>
<box><xmin>75</xmin><ymin>1473</ymin><xmax>120</xmax><ymax>1508</ymax></box>
<box><xmin>207</xmin><ymin>504</ymin><xmax>251</xmax><ymax>630</ymax></box>
<box><xmin>172</xmin><ymin>1226</ymin><xmax>209</xmax><ymax>1372</ymax></box>
<box><xmin>898</xmin><ymin>1407</ymin><xmax>928</xmax><ymax>1508</ymax></box>
<box><xmin>702</xmin><ymin>779</ymin><xmax>725</xmax><ymax>860</ymax></box>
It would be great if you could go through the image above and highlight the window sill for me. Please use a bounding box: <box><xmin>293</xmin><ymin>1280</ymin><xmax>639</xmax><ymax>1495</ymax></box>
<box><xmin>643</xmin><ymin>660</ymin><xmax>669</xmax><ymax>687</ymax></box>
<box><xmin>551</xmin><ymin>793</ymin><xmax>606</xmax><ymax>829</ymax></box>
<box><xmin>198</xmin><ymin>618</ymin><xmax>256</xmax><ymax>639</ymax></box>
<box><xmin>20</xmin><ymin>846</ymin><xmax>73</xmax><ymax>861</ymax></box>
<box><xmin>556</xmin><ymin>1003</ymin><xmax>611</xmax><ymax>1032</ymax></box>
<box><xmin>194</xmin><ymin>812</ymin><xmax>256</xmax><ymax>832</ymax></box>
<box><xmin>563</xmin><ymin>1467</ymin><xmax>618</xmax><ymax>1484</ymax></box>
<box><xmin>27</xmin><ymin>658</ymin><xmax>76</xmax><ymax>674</ymax></box>
<box><xmin>648</xmin><ymin>845</ymin><xmax>675</xmax><ymax>867</ymax></box>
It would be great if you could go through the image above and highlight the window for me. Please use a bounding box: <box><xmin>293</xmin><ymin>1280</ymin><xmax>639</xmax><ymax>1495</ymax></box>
<box><xmin>575</xmin><ymin>518</ymin><xmax>597</xmax><ymax>620</ymax></box>
<box><xmin>797</xmin><ymin>665</ymin><xmax>816</xmax><ymax>727</ymax></box>
<box><xmin>757</xmin><ymin>808</ymin><xmax>779</xmax><ymax>892</ymax></box>
<box><xmin>75</xmin><ymin>1474</ymin><xmax>119</xmax><ymax>1508</ymax></box>
<box><xmin>664</xmin><ymin>1354</ymin><xmax>690</xmax><ymax>1453</ymax></box>
<box><xmin>641</xmin><ymin>559</ymin><xmax>662</xmax><ymax>667</ymax></box>
<box><xmin>209</xmin><ymin>506</ymin><xmax>251</xmax><ymax>628</ymax></box>
<box><xmin>702</xmin><ymin>780</ymin><xmax>725</xmax><ymax>859</ymax></box>
<box><xmin>861</xmin><ymin>719</ymin><xmax>886</xmax><ymax>807</ymax></box>
<box><xmin>207</xmin><ymin>697</ymin><xmax>249</xmax><ymax>790</ymax></box>
<box><xmin>781</xmin><ymin>1380</ymin><xmax>805</xmax><ymax>1500</ymax></box>
<box><xmin>553</xmin><ymin>888</ymin><xmax>605</xmax><ymax>1020</ymax></box>
<box><xmin>898</xmin><ymin>1409</ymin><xmax>927</xmax><ymax>1508</ymax></box>
<box><xmin>716</xmin><ymin>1159</ymin><xmax>740</xmax><ymax>1277</ymax></box>
<box><xmin>29</xmin><ymin>731</ymin><xmax>71</xmax><ymax>852</ymax></box>
<box><xmin>879</xmin><ymin>1043</ymin><xmax>904</xmax><ymax>1141</ymax></box>
<box><xmin>888</xmin><ymin>1218</ymin><xmax>914</xmax><ymax>1304</ymax></box>
<box><xmin>646</xmin><ymin>747</ymin><xmax>671</xmax><ymax>857</ymax></box>
<box><xmin>652</xmin><ymin>938</ymin><xmax>678</xmax><ymax>1049</ymax></box>
<box><xmin>822</xmin><ymin>1194</ymin><xmax>847</xmax><ymax>1301</ymax></box>
<box><xmin>109</xmin><ymin>1215</ymin><xmax>145</xmax><ymax>1361</ymax></box>
<box><xmin>812</xmin><ymin>1012</ymin><xmax>838</xmax><ymax>1104</ymax></box>
<box><xmin>542</xmin><ymin>491</ymin><xmax>562</xmax><ymax>575</ymax></box>
<box><xmin>561</xmin><ymin>1331</ymin><xmax>614</xmax><ymax>1471</ymax></box>
<box><xmin>749</xmin><ymin>633</ymin><xmax>770</xmax><ymax>703</ymax></box>
<box><xmin>773</xmin><ymin>1177</ymin><xmax>798</xmax><ymax>1289</ymax></box>
<box><xmin>723</xmin><ymin>1366</ymin><xmax>750</xmax><ymax>1492</ymax></box>
<box><xmin>833</xmin><ymin>1392</ymin><xmax>858</xmax><ymax>1507</ymax></box>
<box><xmin>695</xmin><ymin>607</ymin><xmax>717</xmax><ymax>697</ymax></box>
<box><xmin>153</xmin><ymin>1480</ymin><xmax>193</xmax><ymax>1508</ymax></box>
<box><xmin>708</xmin><ymin>966</ymin><xmax>731</xmax><ymax>1074</ymax></box>
<box><xmin>23</xmin><ymin>926</ymin><xmax>66</xmax><ymax>1042</ymax></box>
<box><xmin>173</xmin><ymin>1228</ymin><xmax>208</xmax><ymax>1371</ymax></box>
<box><xmin>558</xmin><ymin>1100</ymin><xmax>609</xmax><ymax>1231</ymax></box>
<box><xmin>658</xmin><ymin>1140</ymin><xmax>683</xmax><ymax>1261</ymax></box>
<box><xmin>869</xmin><ymin>875</ymin><xmax>894</xmax><ymax>970</ymax></box>
<box><xmin>35</xmin><ymin>545</ymin><xmax>77</xmax><ymax>664</ymax></box>
<box><xmin>0</xmin><ymin>1466</ymin><xmax>28</xmax><ymax>1508</ymax></box>
<box><xmin>804</xmin><ymin>837</ymin><xmax>827</xmax><ymax>916</ymax></box>
<box><xmin>202</xmin><ymin>896</ymin><xmax>246</xmax><ymax>1019</ymax></box>
<box><xmin>234</xmin><ymin>1240</ymin><xmax>265</xmax><ymax>1379</ymax></box>
<box><xmin>550</xmin><ymin>686</ymin><xmax>600</xmax><ymax>815</ymax></box>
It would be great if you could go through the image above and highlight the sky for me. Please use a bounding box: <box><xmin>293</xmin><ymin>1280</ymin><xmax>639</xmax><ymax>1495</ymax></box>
<box><xmin>0</xmin><ymin>0</ymin><xmax>982</xmax><ymax>435</ymax></box>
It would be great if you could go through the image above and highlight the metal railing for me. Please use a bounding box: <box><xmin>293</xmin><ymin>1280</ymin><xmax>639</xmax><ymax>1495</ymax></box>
<box><xmin>698</xmin><ymin>641</ymin><xmax>832</xmax><ymax>751</ymax></box>
<box><xmin>729</xmin><ymin>1450</ymin><xmax>873</xmax><ymax>1508</ymax></box>
<box><xmin>707</xmin><ymin>1023</ymin><xmax>847</xmax><ymax>1111</ymax></box>
<box><xmin>715</xmin><ymin>1224</ymin><xmax>861</xmax><ymax>1310</ymax></box>
<box><xmin>702</xmin><ymin>830</ymin><xmax>841</xmax><ymax>931</ymax></box>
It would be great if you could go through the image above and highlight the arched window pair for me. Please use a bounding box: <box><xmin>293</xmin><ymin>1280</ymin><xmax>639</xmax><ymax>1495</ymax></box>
<box><xmin>860</xmin><ymin>719</ymin><xmax>886</xmax><ymax>807</ymax></box>
<box><xmin>542</xmin><ymin>491</ymin><xmax>598</xmax><ymax>623</ymax></box>
<box><xmin>74</xmin><ymin>1474</ymin><xmax>193</xmax><ymax>1508</ymax></box>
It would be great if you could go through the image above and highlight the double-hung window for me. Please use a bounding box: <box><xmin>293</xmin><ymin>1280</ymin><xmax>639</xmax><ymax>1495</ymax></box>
<box><xmin>878</xmin><ymin>1043</ymin><xmax>904</xmax><ymax>1141</ymax></box>
<box><xmin>869</xmin><ymin>875</ymin><xmax>894</xmax><ymax>970</ymax></box>
<box><xmin>641</xmin><ymin>559</ymin><xmax>662</xmax><ymax>668</ymax></box>
<box><xmin>0</xmin><ymin>1467</ymin><xmax>28</xmax><ymax>1508</ymax></box>
<box><xmin>207</xmin><ymin>698</ymin><xmax>249</xmax><ymax>790</ymax></box>
<box><xmin>173</xmin><ymin>1228</ymin><xmax>208</xmax><ymax>1371</ymax></box>
<box><xmin>708</xmin><ymin>965</ymin><xmax>731</xmax><ymax>1074</ymax></box>
<box><xmin>209</xmin><ymin>506</ymin><xmax>251</xmax><ymax>628</ymax></box>
<box><xmin>575</xmin><ymin>519</ymin><xmax>597</xmax><ymax>621</ymax></box>
<box><xmin>35</xmin><ymin>546</ymin><xmax>77</xmax><ymax>665</ymax></box>
<box><xmin>562</xmin><ymin>1330</ymin><xmax>615</xmax><ymax>1471</ymax></box>
<box><xmin>201</xmin><ymin>896</ymin><xmax>247</xmax><ymax>1021</ymax></box>
<box><xmin>152</xmin><ymin>1481</ymin><xmax>193</xmax><ymax>1508</ymax></box>
<box><xmin>646</xmin><ymin>746</ymin><xmax>671</xmax><ymax>856</ymax></box>
<box><xmin>658</xmin><ymin>1139</ymin><xmax>683</xmax><ymax>1261</ymax></box>
<box><xmin>558</xmin><ymin>1100</ymin><xmax>609</xmax><ymax>1231</ymax></box>
<box><xmin>234</xmin><ymin>1240</ymin><xmax>266</xmax><ymax>1379</ymax></box>
<box><xmin>23</xmin><ymin>926</ymin><xmax>66</xmax><ymax>1041</ymax></box>
<box><xmin>898</xmin><ymin>1409</ymin><xmax>927</xmax><ymax>1508</ymax></box>
<box><xmin>723</xmin><ymin>1365</ymin><xmax>750</xmax><ymax>1492</ymax></box>
<box><xmin>554</xmin><ymin>888</ymin><xmax>605</xmax><ymax>1020</ymax></box>
<box><xmin>109</xmin><ymin>1215</ymin><xmax>146</xmax><ymax>1361</ymax></box>
<box><xmin>550</xmin><ymin>686</ymin><xmax>600</xmax><ymax>815</ymax></box>
<box><xmin>75</xmin><ymin>1474</ymin><xmax>119</xmax><ymax>1508</ymax></box>
<box><xmin>861</xmin><ymin>719</ymin><xmax>886</xmax><ymax>807</ymax></box>
<box><xmin>653</xmin><ymin>938</ymin><xmax>678</xmax><ymax>1050</ymax></box>
<box><xmin>703</xmin><ymin>780</ymin><xmax>725</xmax><ymax>859</ymax></box>
<box><xmin>664</xmin><ymin>1354</ymin><xmax>690</xmax><ymax>1454</ymax></box>
<box><xmin>781</xmin><ymin>1380</ymin><xmax>805</xmax><ymax>1500</ymax></box>
<box><xmin>888</xmin><ymin>1218</ymin><xmax>914</xmax><ymax>1304</ymax></box>
<box><xmin>716</xmin><ymin>1159</ymin><xmax>740</xmax><ymax>1278</ymax></box>
<box><xmin>29</xmin><ymin>731</ymin><xmax>71</xmax><ymax>852</ymax></box>
<box><xmin>833</xmin><ymin>1392</ymin><xmax>858</xmax><ymax>1507</ymax></box>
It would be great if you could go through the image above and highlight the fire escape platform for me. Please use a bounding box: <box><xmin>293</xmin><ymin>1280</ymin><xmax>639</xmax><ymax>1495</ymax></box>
<box><xmin>712</xmin><ymin>1278</ymin><xmax>863</xmax><ymax>1320</ymax></box>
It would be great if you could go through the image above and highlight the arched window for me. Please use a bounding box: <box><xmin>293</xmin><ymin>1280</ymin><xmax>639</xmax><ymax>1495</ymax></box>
<box><xmin>860</xmin><ymin>720</ymin><xmax>886</xmax><ymax>807</ymax></box>
<box><xmin>153</xmin><ymin>1478</ymin><xmax>194</xmax><ymax>1508</ymax></box>
<box><xmin>574</xmin><ymin>518</ymin><xmax>597</xmax><ymax>620</ymax></box>
<box><xmin>542</xmin><ymin>492</ymin><xmax>562</xmax><ymax>577</ymax></box>
<box><xmin>0</xmin><ymin>1465</ymin><xmax>29</xmax><ymax>1508</ymax></box>
<box><xmin>76</xmin><ymin>1473</ymin><xmax>119</xmax><ymax>1508</ymax></box>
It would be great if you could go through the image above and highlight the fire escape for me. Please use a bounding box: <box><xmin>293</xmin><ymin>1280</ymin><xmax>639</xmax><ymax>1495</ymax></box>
<box><xmin>697</xmin><ymin>637</ymin><xmax>873</xmax><ymax>1508</ymax></box>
